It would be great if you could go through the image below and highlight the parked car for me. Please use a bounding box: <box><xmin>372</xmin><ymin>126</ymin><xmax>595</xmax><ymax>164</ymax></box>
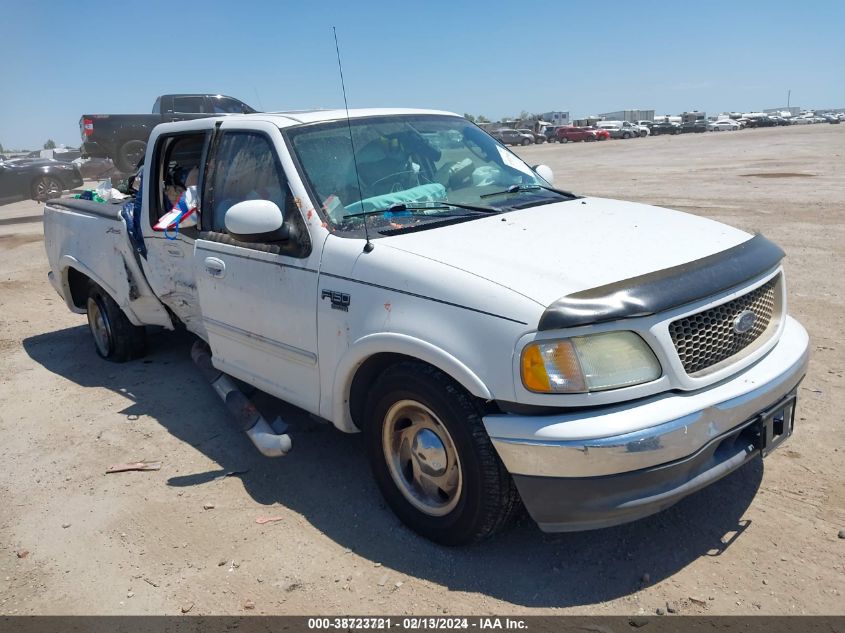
<box><xmin>543</xmin><ymin>126</ymin><xmax>560</xmax><ymax>142</ymax></box>
<box><xmin>583</xmin><ymin>127</ymin><xmax>611</xmax><ymax>141</ymax></box>
<box><xmin>517</xmin><ymin>128</ymin><xmax>546</xmax><ymax>144</ymax></box>
<box><xmin>555</xmin><ymin>126</ymin><xmax>597</xmax><ymax>142</ymax></box>
<box><xmin>0</xmin><ymin>157</ymin><xmax>83</xmax><ymax>205</ymax></box>
<box><xmin>80</xmin><ymin>93</ymin><xmax>257</xmax><ymax>172</ymax></box>
<box><xmin>680</xmin><ymin>120</ymin><xmax>708</xmax><ymax>134</ymax></box>
<box><xmin>791</xmin><ymin>117</ymin><xmax>812</xmax><ymax>125</ymax></box>
<box><xmin>746</xmin><ymin>117</ymin><xmax>778</xmax><ymax>129</ymax></box>
<box><xmin>72</xmin><ymin>157</ymin><xmax>117</xmax><ymax>180</ymax></box>
<box><xmin>708</xmin><ymin>120</ymin><xmax>741</xmax><ymax>132</ymax></box>
<box><xmin>637</xmin><ymin>120</ymin><xmax>654</xmax><ymax>130</ymax></box>
<box><xmin>596</xmin><ymin>121</ymin><xmax>639</xmax><ymax>139</ymax></box>
<box><xmin>830</xmin><ymin>117</ymin><xmax>841</xmax><ymax>124</ymax></box>
<box><xmin>630</xmin><ymin>122</ymin><xmax>650</xmax><ymax>137</ymax></box>
<box><xmin>491</xmin><ymin>128</ymin><xmax>534</xmax><ymax>146</ymax></box>
<box><xmin>651</xmin><ymin>121</ymin><xmax>681</xmax><ymax>136</ymax></box>
<box><xmin>43</xmin><ymin>108</ymin><xmax>809</xmax><ymax>545</ymax></box>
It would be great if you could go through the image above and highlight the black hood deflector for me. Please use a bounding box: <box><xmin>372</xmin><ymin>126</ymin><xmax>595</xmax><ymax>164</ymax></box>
<box><xmin>537</xmin><ymin>233</ymin><xmax>785</xmax><ymax>331</ymax></box>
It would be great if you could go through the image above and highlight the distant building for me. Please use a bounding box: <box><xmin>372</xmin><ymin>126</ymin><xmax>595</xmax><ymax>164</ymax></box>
<box><xmin>540</xmin><ymin>111</ymin><xmax>570</xmax><ymax>126</ymax></box>
<box><xmin>598</xmin><ymin>109</ymin><xmax>655</xmax><ymax>122</ymax></box>
<box><xmin>765</xmin><ymin>107</ymin><xmax>801</xmax><ymax>116</ymax></box>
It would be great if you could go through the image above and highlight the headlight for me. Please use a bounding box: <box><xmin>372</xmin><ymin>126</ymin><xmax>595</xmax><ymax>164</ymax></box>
<box><xmin>521</xmin><ymin>331</ymin><xmax>661</xmax><ymax>393</ymax></box>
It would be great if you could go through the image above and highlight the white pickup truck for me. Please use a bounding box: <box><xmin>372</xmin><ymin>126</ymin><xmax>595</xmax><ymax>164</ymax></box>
<box><xmin>43</xmin><ymin>109</ymin><xmax>809</xmax><ymax>545</ymax></box>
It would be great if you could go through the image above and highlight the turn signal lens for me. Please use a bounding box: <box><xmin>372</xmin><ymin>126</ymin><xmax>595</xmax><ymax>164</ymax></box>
<box><xmin>521</xmin><ymin>340</ymin><xmax>587</xmax><ymax>393</ymax></box>
<box><xmin>521</xmin><ymin>332</ymin><xmax>661</xmax><ymax>394</ymax></box>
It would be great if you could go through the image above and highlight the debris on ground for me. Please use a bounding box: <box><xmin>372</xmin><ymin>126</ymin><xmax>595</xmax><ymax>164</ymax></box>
<box><xmin>106</xmin><ymin>461</ymin><xmax>162</xmax><ymax>474</ymax></box>
<box><xmin>202</xmin><ymin>503</ymin><xmax>215</xmax><ymax>510</ymax></box>
<box><xmin>655</xmin><ymin>607</ymin><xmax>665</xmax><ymax>615</ymax></box>
<box><xmin>285</xmin><ymin>581</ymin><xmax>302</xmax><ymax>592</ymax></box>
<box><xmin>181</xmin><ymin>602</ymin><xmax>194</xmax><ymax>614</ymax></box>
<box><xmin>243</xmin><ymin>599</ymin><xmax>255</xmax><ymax>610</ymax></box>
<box><xmin>217</xmin><ymin>558</ymin><xmax>228</xmax><ymax>567</ymax></box>
<box><xmin>838</xmin><ymin>529</ymin><xmax>845</xmax><ymax>539</ymax></box>
<box><xmin>61</xmin><ymin>523</ymin><xmax>71</xmax><ymax>529</ymax></box>
<box><xmin>666</xmin><ymin>601</ymin><xmax>679</xmax><ymax>614</ymax></box>
<box><xmin>689</xmin><ymin>596</ymin><xmax>708</xmax><ymax>607</ymax></box>
<box><xmin>16</xmin><ymin>549</ymin><xmax>29</xmax><ymax>559</ymax></box>
<box><xmin>255</xmin><ymin>516</ymin><xmax>284</xmax><ymax>525</ymax></box>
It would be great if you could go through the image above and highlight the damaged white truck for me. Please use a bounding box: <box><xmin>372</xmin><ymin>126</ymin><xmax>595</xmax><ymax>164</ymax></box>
<box><xmin>43</xmin><ymin>109</ymin><xmax>809</xmax><ymax>544</ymax></box>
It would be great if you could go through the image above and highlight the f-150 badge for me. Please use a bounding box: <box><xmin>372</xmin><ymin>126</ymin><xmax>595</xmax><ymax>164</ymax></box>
<box><xmin>322</xmin><ymin>289</ymin><xmax>351</xmax><ymax>312</ymax></box>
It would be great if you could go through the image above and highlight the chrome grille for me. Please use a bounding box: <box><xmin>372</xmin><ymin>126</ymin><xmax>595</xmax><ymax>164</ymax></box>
<box><xmin>669</xmin><ymin>277</ymin><xmax>778</xmax><ymax>375</ymax></box>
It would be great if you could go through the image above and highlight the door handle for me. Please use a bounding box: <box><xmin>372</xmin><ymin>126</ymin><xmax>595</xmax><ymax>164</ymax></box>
<box><xmin>204</xmin><ymin>257</ymin><xmax>226</xmax><ymax>278</ymax></box>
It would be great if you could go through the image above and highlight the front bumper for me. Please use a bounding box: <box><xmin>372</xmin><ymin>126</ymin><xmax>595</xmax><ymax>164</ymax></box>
<box><xmin>483</xmin><ymin>316</ymin><xmax>809</xmax><ymax>532</ymax></box>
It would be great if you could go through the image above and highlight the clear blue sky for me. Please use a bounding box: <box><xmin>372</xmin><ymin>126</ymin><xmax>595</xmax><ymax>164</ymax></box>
<box><xmin>1</xmin><ymin>0</ymin><xmax>843</xmax><ymax>149</ymax></box>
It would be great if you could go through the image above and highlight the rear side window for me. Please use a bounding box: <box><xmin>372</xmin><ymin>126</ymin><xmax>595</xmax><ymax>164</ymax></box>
<box><xmin>172</xmin><ymin>96</ymin><xmax>205</xmax><ymax>113</ymax></box>
<box><xmin>205</xmin><ymin>132</ymin><xmax>289</xmax><ymax>233</ymax></box>
<box><xmin>150</xmin><ymin>132</ymin><xmax>207</xmax><ymax>230</ymax></box>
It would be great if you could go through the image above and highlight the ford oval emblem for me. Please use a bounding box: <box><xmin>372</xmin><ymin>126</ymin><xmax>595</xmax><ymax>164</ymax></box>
<box><xmin>733</xmin><ymin>310</ymin><xmax>757</xmax><ymax>334</ymax></box>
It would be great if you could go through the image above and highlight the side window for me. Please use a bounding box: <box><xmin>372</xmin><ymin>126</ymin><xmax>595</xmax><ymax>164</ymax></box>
<box><xmin>151</xmin><ymin>133</ymin><xmax>207</xmax><ymax>231</ymax></box>
<box><xmin>172</xmin><ymin>96</ymin><xmax>204</xmax><ymax>113</ymax></box>
<box><xmin>212</xmin><ymin>98</ymin><xmax>246</xmax><ymax>114</ymax></box>
<box><xmin>206</xmin><ymin>132</ymin><xmax>289</xmax><ymax>234</ymax></box>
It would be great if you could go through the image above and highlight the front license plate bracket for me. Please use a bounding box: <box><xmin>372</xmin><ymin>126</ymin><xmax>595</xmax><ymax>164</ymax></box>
<box><xmin>756</xmin><ymin>393</ymin><xmax>797</xmax><ymax>457</ymax></box>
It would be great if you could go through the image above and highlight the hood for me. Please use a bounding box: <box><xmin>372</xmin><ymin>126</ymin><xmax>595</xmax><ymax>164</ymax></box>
<box><xmin>380</xmin><ymin>197</ymin><xmax>751</xmax><ymax>307</ymax></box>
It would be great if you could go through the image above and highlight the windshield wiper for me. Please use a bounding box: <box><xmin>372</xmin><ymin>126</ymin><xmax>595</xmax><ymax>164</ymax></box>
<box><xmin>480</xmin><ymin>183</ymin><xmax>578</xmax><ymax>200</ymax></box>
<box><xmin>345</xmin><ymin>200</ymin><xmax>501</xmax><ymax>219</ymax></box>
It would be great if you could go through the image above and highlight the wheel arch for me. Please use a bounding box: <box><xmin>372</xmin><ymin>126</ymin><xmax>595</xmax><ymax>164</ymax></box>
<box><xmin>58</xmin><ymin>256</ymin><xmax>144</xmax><ymax>325</ymax></box>
<box><xmin>332</xmin><ymin>333</ymin><xmax>494</xmax><ymax>433</ymax></box>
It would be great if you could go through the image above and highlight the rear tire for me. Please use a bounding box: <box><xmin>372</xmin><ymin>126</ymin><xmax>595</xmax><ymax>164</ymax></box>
<box><xmin>31</xmin><ymin>176</ymin><xmax>63</xmax><ymax>200</ymax></box>
<box><xmin>364</xmin><ymin>362</ymin><xmax>521</xmax><ymax>545</ymax></box>
<box><xmin>114</xmin><ymin>139</ymin><xmax>147</xmax><ymax>173</ymax></box>
<box><xmin>521</xmin><ymin>138</ymin><xmax>530</xmax><ymax>146</ymax></box>
<box><xmin>86</xmin><ymin>284</ymin><xmax>146</xmax><ymax>362</ymax></box>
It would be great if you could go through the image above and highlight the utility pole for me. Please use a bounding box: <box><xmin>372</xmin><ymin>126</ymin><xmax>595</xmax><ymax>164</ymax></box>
<box><xmin>787</xmin><ymin>89</ymin><xmax>791</xmax><ymax>109</ymax></box>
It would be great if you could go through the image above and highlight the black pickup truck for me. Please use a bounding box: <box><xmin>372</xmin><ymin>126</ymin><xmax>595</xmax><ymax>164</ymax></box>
<box><xmin>80</xmin><ymin>94</ymin><xmax>256</xmax><ymax>172</ymax></box>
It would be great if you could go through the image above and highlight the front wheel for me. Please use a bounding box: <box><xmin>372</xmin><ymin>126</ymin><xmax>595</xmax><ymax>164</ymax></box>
<box><xmin>365</xmin><ymin>362</ymin><xmax>521</xmax><ymax>545</ymax></box>
<box><xmin>521</xmin><ymin>138</ymin><xmax>531</xmax><ymax>146</ymax></box>
<box><xmin>86</xmin><ymin>284</ymin><xmax>146</xmax><ymax>362</ymax></box>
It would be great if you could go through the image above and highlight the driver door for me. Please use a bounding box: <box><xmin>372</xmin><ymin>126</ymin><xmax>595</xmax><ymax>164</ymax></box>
<box><xmin>191</xmin><ymin>123</ymin><xmax>322</xmax><ymax>413</ymax></box>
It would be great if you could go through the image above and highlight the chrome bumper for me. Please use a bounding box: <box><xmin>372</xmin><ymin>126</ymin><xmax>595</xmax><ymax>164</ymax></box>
<box><xmin>484</xmin><ymin>316</ymin><xmax>809</xmax><ymax>479</ymax></box>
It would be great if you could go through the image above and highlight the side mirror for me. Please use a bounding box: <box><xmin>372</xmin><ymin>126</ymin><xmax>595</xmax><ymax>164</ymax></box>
<box><xmin>224</xmin><ymin>200</ymin><xmax>289</xmax><ymax>243</ymax></box>
<box><xmin>533</xmin><ymin>164</ymin><xmax>555</xmax><ymax>185</ymax></box>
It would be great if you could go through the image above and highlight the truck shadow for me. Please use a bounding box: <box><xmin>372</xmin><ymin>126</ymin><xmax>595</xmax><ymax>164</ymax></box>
<box><xmin>23</xmin><ymin>325</ymin><xmax>763</xmax><ymax>608</ymax></box>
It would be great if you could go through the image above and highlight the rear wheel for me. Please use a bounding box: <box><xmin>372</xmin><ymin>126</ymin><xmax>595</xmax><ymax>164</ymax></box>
<box><xmin>114</xmin><ymin>139</ymin><xmax>147</xmax><ymax>173</ymax></box>
<box><xmin>86</xmin><ymin>284</ymin><xmax>146</xmax><ymax>362</ymax></box>
<box><xmin>521</xmin><ymin>138</ymin><xmax>531</xmax><ymax>146</ymax></box>
<box><xmin>31</xmin><ymin>176</ymin><xmax>63</xmax><ymax>200</ymax></box>
<box><xmin>365</xmin><ymin>362</ymin><xmax>521</xmax><ymax>545</ymax></box>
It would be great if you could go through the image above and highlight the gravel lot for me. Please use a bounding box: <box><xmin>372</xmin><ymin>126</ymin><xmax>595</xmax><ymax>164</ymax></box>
<box><xmin>1</xmin><ymin>124</ymin><xmax>843</xmax><ymax>616</ymax></box>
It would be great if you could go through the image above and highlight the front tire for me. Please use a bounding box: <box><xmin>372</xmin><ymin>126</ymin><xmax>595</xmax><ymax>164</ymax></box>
<box><xmin>521</xmin><ymin>138</ymin><xmax>531</xmax><ymax>146</ymax></box>
<box><xmin>365</xmin><ymin>362</ymin><xmax>520</xmax><ymax>545</ymax></box>
<box><xmin>86</xmin><ymin>284</ymin><xmax>146</xmax><ymax>362</ymax></box>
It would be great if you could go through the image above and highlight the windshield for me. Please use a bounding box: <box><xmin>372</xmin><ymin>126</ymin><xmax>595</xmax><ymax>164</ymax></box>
<box><xmin>285</xmin><ymin>115</ymin><xmax>560</xmax><ymax>237</ymax></box>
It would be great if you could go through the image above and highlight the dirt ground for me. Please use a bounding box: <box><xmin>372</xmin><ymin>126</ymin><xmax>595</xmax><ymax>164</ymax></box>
<box><xmin>1</xmin><ymin>124</ymin><xmax>843</xmax><ymax>616</ymax></box>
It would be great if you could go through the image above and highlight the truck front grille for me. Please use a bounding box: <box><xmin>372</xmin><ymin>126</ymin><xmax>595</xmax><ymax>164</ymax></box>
<box><xmin>669</xmin><ymin>276</ymin><xmax>779</xmax><ymax>375</ymax></box>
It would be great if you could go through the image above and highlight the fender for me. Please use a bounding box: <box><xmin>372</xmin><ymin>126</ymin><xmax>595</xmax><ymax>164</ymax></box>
<box><xmin>330</xmin><ymin>332</ymin><xmax>493</xmax><ymax>433</ymax></box>
<box><xmin>59</xmin><ymin>255</ymin><xmax>173</xmax><ymax>328</ymax></box>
